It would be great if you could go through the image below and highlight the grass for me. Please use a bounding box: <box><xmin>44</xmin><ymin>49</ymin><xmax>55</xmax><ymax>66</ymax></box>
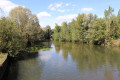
<box><xmin>0</xmin><ymin>53</ymin><xmax>8</xmax><ymax>66</ymax></box>
<box><xmin>40</xmin><ymin>47</ymin><xmax>51</xmax><ymax>51</ymax></box>
<box><xmin>27</xmin><ymin>45</ymin><xmax>52</xmax><ymax>52</ymax></box>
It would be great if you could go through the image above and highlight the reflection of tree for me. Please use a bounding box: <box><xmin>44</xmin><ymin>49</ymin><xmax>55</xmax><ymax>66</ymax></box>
<box><xmin>54</xmin><ymin>42</ymin><xmax>72</xmax><ymax>59</ymax></box>
<box><xmin>4</xmin><ymin>55</ymin><xmax>44</xmax><ymax>80</ymax></box>
<box><xmin>53</xmin><ymin>42</ymin><xmax>120</xmax><ymax>78</ymax></box>
<box><xmin>17</xmin><ymin>58</ymin><xmax>44</xmax><ymax>80</ymax></box>
<box><xmin>54</xmin><ymin>42</ymin><xmax>62</xmax><ymax>53</ymax></box>
<box><xmin>55</xmin><ymin>45</ymin><xmax>61</xmax><ymax>53</ymax></box>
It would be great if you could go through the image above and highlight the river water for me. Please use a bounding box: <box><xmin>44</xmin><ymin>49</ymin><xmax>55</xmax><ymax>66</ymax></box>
<box><xmin>3</xmin><ymin>42</ymin><xmax>120</xmax><ymax>80</ymax></box>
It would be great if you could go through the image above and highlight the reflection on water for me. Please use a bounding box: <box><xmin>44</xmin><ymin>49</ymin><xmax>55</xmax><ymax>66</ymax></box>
<box><xmin>3</xmin><ymin>41</ymin><xmax>120</xmax><ymax>80</ymax></box>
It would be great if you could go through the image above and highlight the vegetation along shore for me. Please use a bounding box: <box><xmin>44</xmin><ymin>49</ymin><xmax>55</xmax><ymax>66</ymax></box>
<box><xmin>53</xmin><ymin>6</ymin><xmax>120</xmax><ymax>47</ymax></box>
<box><xmin>0</xmin><ymin>6</ymin><xmax>52</xmax><ymax>58</ymax></box>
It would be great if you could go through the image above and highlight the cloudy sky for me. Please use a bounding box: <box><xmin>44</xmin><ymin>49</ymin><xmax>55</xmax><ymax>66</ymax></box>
<box><xmin>0</xmin><ymin>0</ymin><xmax>120</xmax><ymax>28</ymax></box>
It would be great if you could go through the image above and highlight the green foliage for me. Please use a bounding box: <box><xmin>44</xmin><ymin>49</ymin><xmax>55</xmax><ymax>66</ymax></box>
<box><xmin>59</xmin><ymin>22</ymin><xmax>68</xmax><ymax>41</ymax></box>
<box><xmin>90</xmin><ymin>19</ymin><xmax>106</xmax><ymax>45</ymax></box>
<box><xmin>0</xmin><ymin>17</ymin><xmax>24</xmax><ymax>57</ymax></box>
<box><xmin>43</xmin><ymin>25</ymin><xmax>52</xmax><ymax>40</ymax></box>
<box><xmin>53</xmin><ymin>6</ymin><xmax>120</xmax><ymax>45</ymax></box>
<box><xmin>53</xmin><ymin>24</ymin><xmax>61</xmax><ymax>41</ymax></box>
<box><xmin>27</xmin><ymin>45</ymin><xmax>51</xmax><ymax>51</ymax></box>
<box><xmin>9</xmin><ymin>6</ymin><xmax>44</xmax><ymax>43</ymax></box>
<box><xmin>0</xmin><ymin>6</ymin><xmax>52</xmax><ymax>57</ymax></box>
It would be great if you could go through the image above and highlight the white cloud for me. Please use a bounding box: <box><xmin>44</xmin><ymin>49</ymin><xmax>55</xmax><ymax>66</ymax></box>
<box><xmin>57</xmin><ymin>9</ymin><xmax>65</xmax><ymax>13</ymax></box>
<box><xmin>37</xmin><ymin>12</ymin><xmax>51</xmax><ymax>18</ymax></box>
<box><xmin>56</xmin><ymin>14</ymin><xmax>77</xmax><ymax>20</ymax></box>
<box><xmin>39</xmin><ymin>19</ymin><xmax>55</xmax><ymax>29</ymax></box>
<box><xmin>65</xmin><ymin>3</ymin><xmax>70</xmax><ymax>7</ymax></box>
<box><xmin>48</xmin><ymin>4</ymin><xmax>55</xmax><ymax>11</ymax></box>
<box><xmin>53</xmin><ymin>14</ymin><xmax>78</xmax><ymax>28</ymax></box>
<box><xmin>0</xmin><ymin>0</ymin><xmax>18</xmax><ymax>12</ymax></box>
<box><xmin>82</xmin><ymin>8</ymin><xmax>93</xmax><ymax>11</ymax></box>
<box><xmin>48</xmin><ymin>3</ymin><xmax>62</xmax><ymax>11</ymax></box>
<box><xmin>55</xmin><ymin>3</ymin><xmax>62</xmax><ymax>8</ymax></box>
<box><xmin>48</xmin><ymin>3</ymin><xmax>72</xmax><ymax>13</ymax></box>
<box><xmin>50</xmin><ymin>7</ymin><xmax>56</xmax><ymax>11</ymax></box>
<box><xmin>38</xmin><ymin>14</ymin><xmax>78</xmax><ymax>29</ymax></box>
<box><xmin>48</xmin><ymin>4</ymin><xmax>53</xmax><ymax>8</ymax></box>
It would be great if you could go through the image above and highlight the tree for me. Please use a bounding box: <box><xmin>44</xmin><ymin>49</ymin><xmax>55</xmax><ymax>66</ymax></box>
<box><xmin>52</xmin><ymin>6</ymin><xmax>120</xmax><ymax>45</ymax></box>
<box><xmin>43</xmin><ymin>25</ymin><xmax>52</xmax><ymax>40</ymax></box>
<box><xmin>104</xmin><ymin>6</ymin><xmax>114</xmax><ymax>41</ymax></box>
<box><xmin>53</xmin><ymin>24</ymin><xmax>61</xmax><ymax>41</ymax></box>
<box><xmin>0</xmin><ymin>6</ymin><xmax>52</xmax><ymax>57</ymax></box>
<box><xmin>116</xmin><ymin>9</ymin><xmax>120</xmax><ymax>38</ymax></box>
<box><xmin>10</xmin><ymin>6</ymin><xmax>42</xmax><ymax>45</ymax></box>
<box><xmin>60</xmin><ymin>22</ymin><xmax>68</xmax><ymax>41</ymax></box>
<box><xmin>109</xmin><ymin>15</ymin><xmax>119</xmax><ymax>38</ymax></box>
<box><xmin>0</xmin><ymin>17</ymin><xmax>24</xmax><ymax>57</ymax></box>
<box><xmin>90</xmin><ymin>19</ymin><xmax>106</xmax><ymax>45</ymax></box>
<box><xmin>25</xmin><ymin>14</ymin><xmax>41</xmax><ymax>41</ymax></box>
<box><xmin>66</xmin><ymin>23</ymin><xmax>72</xmax><ymax>41</ymax></box>
<box><xmin>9</xmin><ymin>6</ymin><xmax>32</xmax><ymax>32</ymax></box>
<box><xmin>70</xmin><ymin>19</ymin><xmax>79</xmax><ymax>41</ymax></box>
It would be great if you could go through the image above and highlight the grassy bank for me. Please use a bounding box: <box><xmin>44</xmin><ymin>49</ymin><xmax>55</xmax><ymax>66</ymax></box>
<box><xmin>112</xmin><ymin>39</ymin><xmax>120</xmax><ymax>47</ymax></box>
<box><xmin>0</xmin><ymin>53</ymin><xmax>8</xmax><ymax>66</ymax></box>
<box><xmin>28</xmin><ymin>45</ymin><xmax>52</xmax><ymax>52</ymax></box>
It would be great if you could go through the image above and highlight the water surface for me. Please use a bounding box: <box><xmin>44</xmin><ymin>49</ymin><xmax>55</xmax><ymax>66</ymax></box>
<box><xmin>4</xmin><ymin>42</ymin><xmax>120</xmax><ymax>80</ymax></box>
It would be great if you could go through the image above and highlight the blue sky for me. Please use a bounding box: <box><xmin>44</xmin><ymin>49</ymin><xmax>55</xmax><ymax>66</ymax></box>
<box><xmin>0</xmin><ymin>0</ymin><xmax>120</xmax><ymax>28</ymax></box>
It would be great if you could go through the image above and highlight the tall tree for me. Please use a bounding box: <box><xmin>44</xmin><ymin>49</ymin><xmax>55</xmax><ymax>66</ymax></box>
<box><xmin>43</xmin><ymin>25</ymin><xmax>52</xmax><ymax>40</ymax></box>
<box><xmin>0</xmin><ymin>17</ymin><xmax>23</xmax><ymax>56</ymax></box>
<box><xmin>104</xmin><ymin>6</ymin><xmax>114</xmax><ymax>41</ymax></box>
<box><xmin>9</xmin><ymin>6</ymin><xmax>42</xmax><ymax>45</ymax></box>
<box><xmin>60</xmin><ymin>22</ymin><xmax>68</xmax><ymax>41</ymax></box>
<box><xmin>9</xmin><ymin>6</ymin><xmax>32</xmax><ymax>31</ymax></box>
<box><xmin>90</xmin><ymin>19</ymin><xmax>106</xmax><ymax>45</ymax></box>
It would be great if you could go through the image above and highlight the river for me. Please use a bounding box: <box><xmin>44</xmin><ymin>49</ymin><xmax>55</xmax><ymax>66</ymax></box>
<box><xmin>3</xmin><ymin>41</ymin><xmax>120</xmax><ymax>80</ymax></box>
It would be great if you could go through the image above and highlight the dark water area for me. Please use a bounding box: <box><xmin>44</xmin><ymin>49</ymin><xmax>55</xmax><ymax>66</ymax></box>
<box><xmin>2</xmin><ymin>42</ymin><xmax>120</xmax><ymax>80</ymax></box>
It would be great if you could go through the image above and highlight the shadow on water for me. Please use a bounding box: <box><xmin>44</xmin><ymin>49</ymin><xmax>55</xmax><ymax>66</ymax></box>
<box><xmin>17</xmin><ymin>52</ymin><xmax>39</xmax><ymax>61</ymax></box>
<box><xmin>2</xmin><ymin>61</ymin><xmax>19</xmax><ymax>80</ymax></box>
<box><xmin>17</xmin><ymin>41</ymin><xmax>52</xmax><ymax>60</ymax></box>
<box><xmin>2</xmin><ymin>55</ymin><xmax>45</xmax><ymax>80</ymax></box>
<box><xmin>1</xmin><ymin>42</ymin><xmax>53</xmax><ymax>80</ymax></box>
<box><xmin>3</xmin><ymin>41</ymin><xmax>120</xmax><ymax>80</ymax></box>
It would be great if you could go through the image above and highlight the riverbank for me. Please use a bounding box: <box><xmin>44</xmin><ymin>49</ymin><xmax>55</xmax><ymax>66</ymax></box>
<box><xmin>111</xmin><ymin>39</ymin><xmax>120</xmax><ymax>47</ymax></box>
<box><xmin>0</xmin><ymin>53</ymin><xmax>8</xmax><ymax>66</ymax></box>
<box><xmin>0</xmin><ymin>42</ymin><xmax>52</xmax><ymax>80</ymax></box>
<box><xmin>0</xmin><ymin>53</ymin><xmax>8</xmax><ymax>80</ymax></box>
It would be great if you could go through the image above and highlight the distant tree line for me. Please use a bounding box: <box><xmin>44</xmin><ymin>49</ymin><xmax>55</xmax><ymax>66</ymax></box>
<box><xmin>53</xmin><ymin>6</ymin><xmax>120</xmax><ymax>45</ymax></box>
<box><xmin>0</xmin><ymin>6</ymin><xmax>52</xmax><ymax>57</ymax></box>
